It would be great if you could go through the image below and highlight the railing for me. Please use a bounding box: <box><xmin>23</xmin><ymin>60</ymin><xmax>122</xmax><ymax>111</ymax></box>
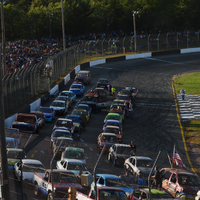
<box><xmin>3</xmin><ymin>32</ymin><xmax>200</xmax><ymax>117</ymax></box>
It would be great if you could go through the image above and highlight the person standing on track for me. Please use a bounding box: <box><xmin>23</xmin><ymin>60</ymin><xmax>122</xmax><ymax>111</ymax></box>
<box><xmin>129</xmin><ymin>100</ymin><xmax>133</xmax><ymax>119</ymax></box>
<box><xmin>180</xmin><ymin>88</ymin><xmax>185</xmax><ymax>100</ymax></box>
<box><xmin>107</xmin><ymin>83</ymin><xmax>112</xmax><ymax>95</ymax></box>
<box><xmin>80</xmin><ymin>112</ymin><xmax>86</xmax><ymax>131</ymax></box>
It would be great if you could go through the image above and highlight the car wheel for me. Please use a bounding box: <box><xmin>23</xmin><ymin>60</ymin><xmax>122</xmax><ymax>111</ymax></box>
<box><xmin>34</xmin><ymin>184</ymin><xmax>39</xmax><ymax>196</ymax></box>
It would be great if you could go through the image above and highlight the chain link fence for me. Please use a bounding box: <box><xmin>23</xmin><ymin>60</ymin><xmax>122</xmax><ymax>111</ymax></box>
<box><xmin>3</xmin><ymin>32</ymin><xmax>200</xmax><ymax>116</ymax></box>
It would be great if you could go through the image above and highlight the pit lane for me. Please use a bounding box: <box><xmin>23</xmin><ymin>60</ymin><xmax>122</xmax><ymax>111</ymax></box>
<box><xmin>9</xmin><ymin>52</ymin><xmax>200</xmax><ymax>199</ymax></box>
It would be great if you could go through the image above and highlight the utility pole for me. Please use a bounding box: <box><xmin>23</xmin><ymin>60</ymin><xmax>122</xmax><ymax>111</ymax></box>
<box><xmin>61</xmin><ymin>0</ymin><xmax>66</xmax><ymax>50</ymax></box>
<box><xmin>0</xmin><ymin>30</ymin><xmax>11</xmax><ymax>200</ymax></box>
<box><xmin>1</xmin><ymin>0</ymin><xmax>6</xmax><ymax>76</ymax></box>
<box><xmin>132</xmin><ymin>11</ymin><xmax>138</xmax><ymax>52</ymax></box>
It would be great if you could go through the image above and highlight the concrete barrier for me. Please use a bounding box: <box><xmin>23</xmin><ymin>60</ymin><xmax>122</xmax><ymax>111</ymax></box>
<box><xmin>64</xmin><ymin>74</ymin><xmax>70</xmax><ymax>85</ymax></box>
<box><xmin>75</xmin><ymin>65</ymin><xmax>81</xmax><ymax>74</ymax></box>
<box><xmin>181</xmin><ymin>48</ymin><xmax>200</xmax><ymax>54</ymax></box>
<box><xmin>5</xmin><ymin>113</ymin><xmax>18</xmax><ymax>128</ymax></box>
<box><xmin>126</xmin><ymin>53</ymin><xmax>152</xmax><ymax>60</ymax></box>
<box><xmin>30</xmin><ymin>98</ymin><xmax>41</xmax><ymax>111</ymax></box>
<box><xmin>90</xmin><ymin>59</ymin><xmax>106</xmax><ymax>66</ymax></box>
<box><xmin>50</xmin><ymin>85</ymin><xmax>59</xmax><ymax>96</ymax></box>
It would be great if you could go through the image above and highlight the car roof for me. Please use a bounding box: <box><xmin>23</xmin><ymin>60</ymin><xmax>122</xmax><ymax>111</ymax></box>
<box><xmin>96</xmin><ymin>174</ymin><xmax>121</xmax><ymax>179</ymax></box>
<box><xmin>31</xmin><ymin>111</ymin><xmax>43</xmax><ymax>114</ymax></box>
<box><xmin>61</xmin><ymin>91</ymin><xmax>73</xmax><ymax>94</ymax></box>
<box><xmin>107</xmin><ymin>113</ymin><xmax>120</xmax><ymax>116</ymax></box>
<box><xmin>128</xmin><ymin>156</ymin><xmax>153</xmax><ymax>161</ymax></box>
<box><xmin>65</xmin><ymin>147</ymin><xmax>84</xmax><ymax>152</ymax></box>
<box><xmin>105</xmin><ymin>125</ymin><xmax>120</xmax><ymax>129</ymax></box>
<box><xmin>77</xmin><ymin>70</ymin><xmax>90</xmax><ymax>73</ymax></box>
<box><xmin>77</xmin><ymin>104</ymin><xmax>89</xmax><ymax>107</ymax></box>
<box><xmin>17</xmin><ymin>113</ymin><xmax>36</xmax><ymax>117</ymax></box>
<box><xmin>55</xmin><ymin>137</ymin><xmax>73</xmax><ymax>141</ymax></box>
<box><xmin>61</xmin><ymin>159</ymin><xmax>84</xmax><ymax>163</ymax></box>
<box><xmin>101</xmin><ymin>133</ymin><xmax>117</xmax><ymax>136</ymax></box>
<box><xmin>105</xmin><ymin>120</ymin><xmax>121</xmax><ymax>123</ymax></box>
<box><xmin>52</xmin><ymin>100</ymin><xmax>65</xmax><ymax>103</ymax></box>
<box><xmin>21</xmin><ymin>159</ymin><xmax>43</xmax><ymax>165</ymax></box>
<box><xmin>73</xmin><ymin>108</ymin><xmax>88</xmax><ymax>112</ymax></box>
<box><xmin>57</xmin><ymin>118</ymin><xmax>72</xmax><ymax>122</ymax></box>
<box><xmin>161</xmin><ymin>168</ymin><xmax>195</xmax><ymax>175</ymax></box>
<box><xmin>53</xmin><ymin>129</ymin><xmax>71</xmax><ymax>133</ymax></box>
<box><xmin>95</xmin><ymin>87</ymin><xmax>104</xmax><ymax>90</ymax></box>
<box><xmin>7</xmin><ymin>148</ymin><xmax>23</xmax><ymax>152</ymax></box>
<box><xmin>114</xmin><ymin>144</ymin><xmax>130</xmax><ymax>147</ymax></box>
<box><xmin>66</xmin><ymin>115</ymin><xmax>80</xmax><ymax>118</ymax></box>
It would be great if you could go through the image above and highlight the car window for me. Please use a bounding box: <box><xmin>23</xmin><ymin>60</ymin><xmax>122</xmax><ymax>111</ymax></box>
<box><xmin>99</xmin><ymin>177</ymin><xmax>104</xmax><ymax>185</ymax></box>
<box><xmin>133</xmin><ymin>190</ymin><xmax>141</xmax><ymax>198</ymax></box>
<box><xmin>170</xmin><ymin>173</ymin><xmax>176</xmax><ymax>183</ymax></box>
<box><xmin>141</xmin><ymin>191</ymin><xmax>147</xmax><ymax>199</ymax></box>
<box><xmin>163</xmin><ymin>171</ymin><xmax>172</xmax><ymax>180</ymax></box>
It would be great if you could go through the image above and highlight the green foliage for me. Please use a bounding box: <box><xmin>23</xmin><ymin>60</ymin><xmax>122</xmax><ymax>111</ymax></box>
<box><xmin>1</xmin><ymin>0</ymin><xmax>200</xmax><ymax>40</ymax></box>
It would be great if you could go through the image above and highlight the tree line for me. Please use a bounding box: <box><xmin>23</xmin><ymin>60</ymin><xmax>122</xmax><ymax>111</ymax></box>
<box><xmin>2</xmin><ymin>0</ymin><xmax>200</xmax><ymax>40</ymax></box>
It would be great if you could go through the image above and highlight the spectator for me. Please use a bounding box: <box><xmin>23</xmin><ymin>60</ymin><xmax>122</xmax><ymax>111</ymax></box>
<box><xmin>151</xmin><ymin>166</ymin><xmax>162</xmax><ymax>189</ymax></box>
<box><xmin>107</xmin><ymin>84</ymin><xmax>112</xmax><ymax>95</ymax></box>
<box><xmin>129</xmin><ymin>141</ymin><xmax>136</xmax><ymax>154</ymax></box>
<box><xmin>129</xmin><ymin>100</ymin><xmax>133</xmax><ymax>119</ymax></box>
<box><xmin>119</xmin><ymin>171</ymin><xmax>135</xmax><ymax>186</ymax></box>
<box><xmin>80</xmin><ymin>112</ymin><xmax>86</xmax><ymax>131</ymax></box>
<box><xmin>77</xmin><ymin>170</ymin><xmax>82</xmax><ymax>184</ymax></box>
<box><xmin>180</xmin><ymin>88</ymin><xmax>185</xmax><ymax>100</ymax></box>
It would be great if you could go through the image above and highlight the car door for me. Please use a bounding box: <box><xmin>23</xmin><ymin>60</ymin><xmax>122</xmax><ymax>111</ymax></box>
<box><xmin>162</xmin><ymin>170</ymin><xmax>173</xmax><ymax>194</ymax></box>
<box><xmin>168</xmin><ymin>172</ymin><xmax>178</xmax><ymax>197</ymax></box>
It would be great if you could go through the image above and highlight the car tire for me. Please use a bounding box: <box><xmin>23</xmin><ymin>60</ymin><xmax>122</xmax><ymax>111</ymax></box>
<box><xmin>34</xmin><ymin>184</ymin><xmax>40</xmax><ymax>196</ymax></box>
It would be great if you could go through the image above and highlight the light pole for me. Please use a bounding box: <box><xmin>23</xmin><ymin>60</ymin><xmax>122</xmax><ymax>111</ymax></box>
<box><xmin>48</xmin><ymin>11</ymin><xmax>53</xmax><ymax>39</ymax></box>
<box><xmin>132</xmin><ymin>10</ymin><xmax>139</xmax><ymax>52</ymax></box>
<box><xmin>61</xmin><ymin>0</ymin><xmax>66</xmax><ymax>50</ymax></box>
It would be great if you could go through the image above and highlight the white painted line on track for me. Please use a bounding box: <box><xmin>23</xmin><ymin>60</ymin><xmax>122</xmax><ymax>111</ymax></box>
<box><xmin>145</xmin><ymin>57</ymin><xmax>181</xmax><ymax>64</ymax></box>
<box><xmin>136</xmin><ymin>102</ymin><xmax>175</xmax><ymax>107</ymax></box>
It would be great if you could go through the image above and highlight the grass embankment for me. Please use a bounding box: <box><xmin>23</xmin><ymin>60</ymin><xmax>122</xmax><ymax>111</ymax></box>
<box><xmin>174</xmin><ymin>73</ymin><xmax>200</xmax><ymax>152</ymax></box>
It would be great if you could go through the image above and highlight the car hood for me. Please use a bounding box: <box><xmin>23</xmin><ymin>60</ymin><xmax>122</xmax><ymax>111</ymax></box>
<box><xmin>50</xmin><ymin>106</ymin><xmax>64</xmax><ymax>110</ymax></box>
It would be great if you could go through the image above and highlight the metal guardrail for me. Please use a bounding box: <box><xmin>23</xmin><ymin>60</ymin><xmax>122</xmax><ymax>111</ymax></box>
<box><xmin>3</xmin><ymin>32</ymin><xmax>200</xmax><ymax>116</ymax></box>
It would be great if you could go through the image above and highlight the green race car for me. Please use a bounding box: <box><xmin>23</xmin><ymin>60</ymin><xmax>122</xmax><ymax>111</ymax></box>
<box><xmin>104</xmin><ymin>113</ymin><xmax>123</xmax><ymax>124</ymax></box>
<box><xmin>7</xmin><ymin>148</ymin><xmax>26</xmax><ymax>170</ymax></box>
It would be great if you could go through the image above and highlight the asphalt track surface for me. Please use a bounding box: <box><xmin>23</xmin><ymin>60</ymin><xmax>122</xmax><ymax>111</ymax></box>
<box><xmin>8</xmin><ymin>52</ymin><xmax>200</xmax><ymax>199</ymax></box>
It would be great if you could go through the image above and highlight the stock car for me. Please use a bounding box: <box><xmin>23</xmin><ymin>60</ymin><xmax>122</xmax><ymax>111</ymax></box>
<box><xmin>107</xmin><ymin>144</ymin><xmax>135</xmax><ymax>167</ymax></box>
<box><xmin>76</xmin><ymin>104</ymin><xmax>92</xmax><ymax>118</ymax></box>
<box><xmin>124</xmin><ymin>156</ymin><xmax>154</xmax><ymax>180</ymax></box>
<box><xmin>96</xmin><ymin>78</ymin><xmax>109</xmax><ymax>89</ymax></box>
<box><xmin>38</xmin><ymin>106</ymin><xmax>55</xmax><ymax>122</ymax></box>
<box><xmin>97</xmin><ymin>133</ymin><xmax>119</xmax><ymax>154</ymax></box>
<box><xmin>104</xmin><ymin>113</ymin><xmax>123</xmax><ymax>124</ymax></box>
<box><xmin>50</xmin><ymin>100</ymin><xmax>68</xmax><ymax>115</ymax></box>
<box><xmin>65</xmin><ymin>115</ymin><xmax>82</xmax><ymax>133</ymax></box>
<box><xmin>53</xmin><ymin>118</ymin><xmax>75</xmax><ymax>134</ymax></box>
<box><xmin>91</xmin><ymin>174</ymin><xmax>133</xmax><ymax>195</ymax></box>
<box><xmin>127</xmin><ymin>188</ymin><xmax>174</xmax><ymax>200</ymax></box>
<box><xmin>110</xmin><ymin>99</ymin><xmax>125</xmax><ymax>109</ymax></box>
<box><xmin>94</xmin><ymin>87</ymin><xmax>107</xmax><ymax>97</ymax></box>
<box><xmin>109</xmin><ymin>104</ymin><xmax>126</xmax><ymax>121</ymax></box>
<box><xmin>116</xmin><ymin>94</ymin><xmax>131</xmax><ymax>104</ymax></box>
<box><xmin>50</xmin><ymin>129</ymin><xmax>72</xmax><ymax>148</ymax></box>
<box><xmin>61</xmin><ymin>147</ymin><xmax>86</xmax><ymax>164</ymax></box>
<box><xmin>56</xmin><ymin>159</ymin><xmax>91</xmax><ymax>176</ymax></box>
<box><xmin>69</xmin><ymin>83</ymin><xmax>85</xmax><ymax>96</ymax></box>
<box><xmin>103</xmin><ymin>125</ymin><xmax>123</xmax><ymax>142</ymax></box>
<box><xmin>102</xmin><ymin>120</ymin><xmax>123</xmax><ymax>131</ymax></box>
<box><xmin>14</xmin><ymin>159</ymin><xmax>45</xmax><ymax>182</ymax></box>
<box><xmin>7</xmin><ymin>148</ymin><xmax>26</xmax><ymax>170</ymax></box>
<box><xmin>56</xmin><ymin>95</ymin><xmax>73</xmax><ymax>108</ymax></box>
<box><xmin>30</xmin><ymin>111</ymin><xmax>45</xmax><ymax>128</ymax></box>
<box><xmin>74</xmin><ymin>70</ymin><xmax>91</xmax><ymax>85</ymax></box>
<box><xmin>59</xmin><ymin>91</ymin><xmax>76</xmax><ymax>103</ymax></box>
<box><xmin>160</xmin><ymin>168</ymin><xmax>200</xmax><ymax>199</ymax></box>
<box><xmin>71</xmin><ymin>109</ymin><xmax>90</xmax><ymax>123</ymax></box>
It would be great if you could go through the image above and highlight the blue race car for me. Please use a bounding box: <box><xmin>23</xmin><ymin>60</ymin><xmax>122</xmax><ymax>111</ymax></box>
<box><xmin>76</xmin><ymin>104</ymin><xmax>92</xmax><ymax>117</ymax></box>
<box><xmin>91</xmin><ymin>174</ymin><xmax>133</xmax><ymax>195</ymax></box>
<box><xmin>38</xmin><ymin>106</ymin><xmax>55</xmax><ymax>122</ymax></box>
<box><xmin>59</xmin><ymin>91</ymin><xmax>76</xmax><ymax>103</ymax></box>
<box><xmin>69</xmin><ymin>83</ymin><xmax>85</xmax><ymax>96</ymax></box>
<box><xmin>102</xmin><ymin>120</ymin><xmax>123</xmax><ymax>131</ymax></box>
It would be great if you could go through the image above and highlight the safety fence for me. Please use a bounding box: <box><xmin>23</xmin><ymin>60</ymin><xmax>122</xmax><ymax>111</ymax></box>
<box><xmin>3</xmin><ymin>31</ymin><xmax>200</xmax><ymax>116</ymax></box>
